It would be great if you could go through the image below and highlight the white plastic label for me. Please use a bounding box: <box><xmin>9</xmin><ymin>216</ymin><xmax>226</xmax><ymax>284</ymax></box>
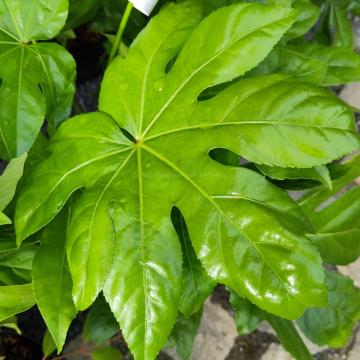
<box><xmin>130</xmin><ymin>0</ymin><xmax>160</xmax><ymax>16</ymax></box>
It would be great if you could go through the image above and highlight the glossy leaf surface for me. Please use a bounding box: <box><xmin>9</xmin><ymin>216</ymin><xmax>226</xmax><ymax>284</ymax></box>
<box><xmin>15</xmin><ymin>2</ymin><xmax>360</xmax><ymax>358</ymax></box>
<box><xmin>299</xmin><ymin>271</ymin><xmax>360</xmax><ymax>347</ymax></box>
<box><xmin>32</xmin><ymin>206</ymin><xmax>77</xmax><ymax>352</ymax></box>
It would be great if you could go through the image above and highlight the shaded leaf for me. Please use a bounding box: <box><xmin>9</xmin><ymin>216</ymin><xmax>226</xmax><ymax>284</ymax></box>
<box><xmin>229</xmin><ymin>292</ymin><xmax>264</xmax><ymax>334</ymax></box>
<box><xmin>42</xmin><ymin>328</ymin><xmax>57</xmax><ymax>358</ymax></box>
<box><xmin>83</xmin><ymin>294</ymin><xmax>119</xmax><ymax>344</ymax></box>
<box><xmin>167</xmin><ymin>311</ymin><xmax>202</xmax><ymax>360</ymax></box>
<box><xmin>299</xmin><ymin>271</ymin><xmax>360</xmax><ymax>347</ymax></box>
<box><xmin>92</xmin><ymin>347</ymin><xmax>122</xmax><ymax>360</ymax></box>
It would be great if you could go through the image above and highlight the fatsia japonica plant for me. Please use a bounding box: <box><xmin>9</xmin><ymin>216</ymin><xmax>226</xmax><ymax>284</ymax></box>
<box><xmin>0</xmin><ymin>0</ymin><xmax>360</xmax><ymax>359</ymax></box>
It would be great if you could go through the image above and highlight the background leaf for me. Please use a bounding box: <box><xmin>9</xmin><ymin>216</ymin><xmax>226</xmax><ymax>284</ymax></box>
<box><xmin>167</xmin><ymin>311</ymin><xmax>202</xmax><ymax>360</ymax></box>
<box><xmin>83</xmin><ymin>294</ymin><xmax>119</xmax><ymax>345</ymax></box>
<box><xmin>92</xmin><ymin>346</ymin><xmax>122</xmax><ymax>360</ymax></box>
<box><xmin>298</xmin><ymin>271</ymin><xmax>360</xmax><ymax>347</ymax></box>
<box><xmin>0</xmin><ymin>283</ymin><xmax>35</xmax><ymax>321</ymax></box>
<box><xmin>299</xmin><ymin>155</ymin><xmax>360</xmax><ymax>265</ymax></box>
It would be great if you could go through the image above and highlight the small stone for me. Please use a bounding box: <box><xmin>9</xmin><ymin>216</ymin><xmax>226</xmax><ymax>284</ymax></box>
<box><xmin>189</xmin><ymin>300</ymin><xmax>237</xmax><ymax>360</ymax></box>
<box><xmin>339</xmin><ymin>83</ymin><xmax>360</xmax><ymax>109</ymax></box>
<box><xmin>338</xmin><ymin>259</ymin><xmax>360</xmax><ymax>288</ymax></box>
<box><xmin>260</xmin><ymin>343</ymin><xmax>293</xmax><ymax>360</ymax></box>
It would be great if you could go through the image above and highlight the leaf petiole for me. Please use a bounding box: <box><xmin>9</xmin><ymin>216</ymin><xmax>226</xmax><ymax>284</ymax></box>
<box><xmin>108</xmin><ymin>2</ymin><xmax>133</xmax><ymax>65</ymax></box>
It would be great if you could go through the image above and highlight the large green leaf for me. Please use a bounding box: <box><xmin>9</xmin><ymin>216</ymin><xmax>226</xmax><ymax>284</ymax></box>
<box><xmin>0</xmin><ymin>0</ymin><xmax>75</xmax><ymax>159</ymax></box>
<box><xmin>0</xmin><ymin>283</ymin><xmax>35</xmax><ymax>320</ymax></box>
<box><xmin>32</xmin><ymin>205</ymin><xmax>77</xmax><ymax>352</ymax></box>
<box><xmin>299</xmin><ymin>155</ymin><xmax>360</xmax><ymax>265</ymax></box>
<box><xmin>15</xmin><ymin>2</ymin><xmax>359</xmax><ymax>359</ymax></box>
<box><xmin>0</xmin><ymin>152</ymin><xmax>27</xmax><ymax>224</ymax></box>
<box><xmin>299</xmin><ymin>271</ymin><xmax>360</xmax><ymax>347</ymax></box>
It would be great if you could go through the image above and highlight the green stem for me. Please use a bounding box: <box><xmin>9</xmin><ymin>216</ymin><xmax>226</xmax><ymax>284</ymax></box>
<box><xmin>108</xmin><ymin>2</ymin><xmax>133</xmax><ymax>65</ymax></box>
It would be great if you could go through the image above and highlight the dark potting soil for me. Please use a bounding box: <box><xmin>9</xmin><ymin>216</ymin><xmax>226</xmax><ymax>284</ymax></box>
<box><xmin>1</xmin><ymin>307</ymin><xmax>44</xmax><ymax>360</ymax></box>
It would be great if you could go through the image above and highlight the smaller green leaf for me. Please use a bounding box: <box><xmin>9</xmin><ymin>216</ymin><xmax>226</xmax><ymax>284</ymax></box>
<box><xmin>0</xmin><ymin>283</ymin><xmax>35</xmax><ymax>321</ymax></box>
<box><xmin>33</xmin><ymin>206</ymin><xmax>77</xmax><ymax>352</ymax></box>
<box><xmin>299</xmin><ymin>155</ymin><xmax>360</xmax><ymax>265</ymax></box>
<box><xmin>0</xmin><ymin>153</ymin><xmax>27</xmax><ymax>211</ymax></box>
<box><xmin>329</xmin><ymin>0</ymin><xmax>353</xmax><ymax>47</ymax></box>
<box><xmin>92</xmin><ymin>346</ymin><xmax>122</xmax><ymax>360</ymax></box>
<box><xmin>229</xmin><ymin>292</ymin><xmax>264</xmax><ymax>334</ymax></box>
<box><xmin>42</xmin><ymin>329</ymin><xmax>57</xmax><ymax>358</ymax></box>
<box><xmin>298</xmin><ymin>271</ymin><xmax>360</xmax><ymax>348</ymax></box>
<box><xmin>256</xmin><ymin>164</ymin><xmax>332</xmax><ymax>189</ymax></box>
<box><xmin>0</xmin><ymin>243</ymin><xmax>38</xmax><ymax>271</ymax></box>
<box><xmin>83</xmin><ymin>294</ymin><xmax>119</xmax><ymax>345</ymax></box>
<box><xmin>167</xmin><ymin>311</ymin><xmax>202</xmax><ymax>360</ymax></box>
<box><xmin>285</xmin><ymin>0</ymin><xmax>320</xmax><ymax>39</ymax></box>
<box><xmin>0</xmin><ymin>316</ymin><xmax>20</xmax><ymax>334</ymax></box>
